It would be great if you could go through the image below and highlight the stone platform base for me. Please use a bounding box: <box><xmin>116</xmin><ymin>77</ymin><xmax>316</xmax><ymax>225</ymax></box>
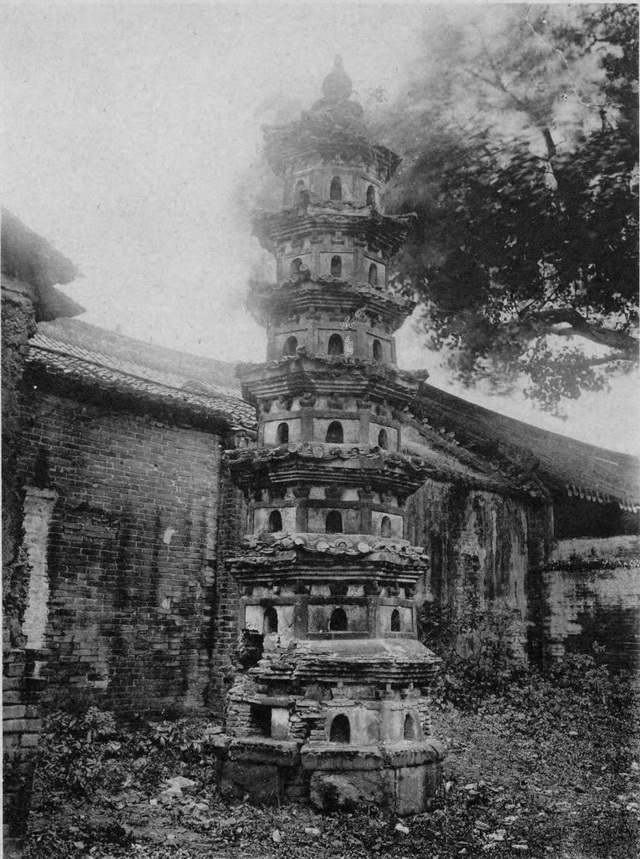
<box><xmin>215</xmin><ymin>736</ymin><xmax>444</xmax><ymax>815</ymax></box>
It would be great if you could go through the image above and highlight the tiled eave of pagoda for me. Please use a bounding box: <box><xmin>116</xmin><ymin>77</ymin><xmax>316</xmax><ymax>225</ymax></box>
<box><xmin>262</xmin><ymin>116</ymin><xmax>402</xmax><ymax>179</ymax></box>
<box><xmin>247</xmin><ymin>279</ymin><xmax>416</xmax><ymax>331</ymax></box>
<box><xmin>225</xmin><ymin>441</ymin><xmax>545</xmax><ymax>500</ymax></box>
<box><xmin>253</xmin><ymin>207</ymin><xmax>411</xmax><ymax>257</ymax></box>
<box><xmin>228</xmin><ymin>540</ymin><xmax>427</xmax><ymax>585</ymax></box>
<box><xmin>236</xmin><ymin>354</ymin><xmax>422</xmax><ymax>406</ymax></box>
<box><xmin>249</xmin><ymin>639</ymin><xmax>438</xmax><ymax>686</ymax></box>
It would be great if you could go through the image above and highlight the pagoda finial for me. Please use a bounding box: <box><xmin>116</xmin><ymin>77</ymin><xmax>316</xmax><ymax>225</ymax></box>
<box><xmin>322</xmin><ymin>54</ymin><xmax>352</xmax><ymax>101</ymax></box>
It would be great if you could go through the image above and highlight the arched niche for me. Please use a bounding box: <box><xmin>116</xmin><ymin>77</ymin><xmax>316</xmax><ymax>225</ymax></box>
<box><xmin>381</xmin><ymin>516</ymin><xmax>392</xmax><ymax>538</ymax></box>
<box><xmin>366</xmin><ymin>184</ymin><xmax>376</xmax><ymax>207</ymax></box>
<box><xmin>263</xmin><ymin>606</ymin><xmax>278</xmax><ymax>634</ymax></box>
<box><xmin>403</xmin><ymin>714</ymin><xmax>416</xmax><ymax>740</ymax></box>
<box><xmin>368</xmin><ymin>263</ymin><xmax>378</xmax><ymax>286</ymax></box>
<box><xmin>295</xmin><ymin>179</ymin><xmax>306</xmax><ymax>204</ymax></box>
<box><xmin>276</xmin><ymin>422</ymin><xmax>289</xmax><ymax>444</ymax></box>
<box><xmin>326</xmin><ymin>510</ymin><xmax>343</xmax><ymax>533</ymax></box>
<box><xmin>391</xmin><ymin>607</ymin><xmax>401</xmax><ymax>631</ymax></box>
<box><xmin>329</xmin><ymin>713</ymin><xmax>350</xmax><ymax>743</ymax></box>
<box><xmin>268</xmin><ymin>510</ymin><xmax>283</xmax><ymax>532</ymax></box>
<box><xmin>378</xmin><ymin>428</ymin><xmax>389</xmax><ymax>450</ymax></box>
<box><xmin>326</xmin><ymin>421</ymin><xmax>344</xmax><ymax>443</ymax></box>
<box><xmin>372</xmin><ymin>339</ymin><xmax>383</xmax><ymax>361</ymax></box>
<box><xmin>328</xmin><ymin>333</ymin><xmax>344</xmax><ymax>355</ymax></box>
<box><xmin>283</xmin><ymin>335</ymin><xmax>298</xmax><ymax>357</ymax></box>
<box><xmin>329</xmin><ymin>607</ymin><xmax>348</xmax><ymax>631</ymax></box>
<box><xmin>330</xmin><ymin>255</ymin><xmax>342</xmax><ymax>278</ymax></box>
<box><xmin>330</xmin><ymin>176</ymin><xmax>342</xmax><ymax>201</ymax></box>
<box><xmin>290</xmin><ymin>257</ymin><xmax>303</xmax><ymax>276</ymax></box>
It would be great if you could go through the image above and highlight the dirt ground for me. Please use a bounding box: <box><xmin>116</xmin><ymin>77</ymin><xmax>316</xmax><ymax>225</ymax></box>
<box><xmin>22</xmin><ymin>661</ymin><xmax>640</xmax><ymax>859</ymax></box>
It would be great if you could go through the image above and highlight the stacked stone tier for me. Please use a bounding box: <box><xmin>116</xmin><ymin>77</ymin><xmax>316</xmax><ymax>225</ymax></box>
<box><xmin>262</xmin><ymin>115</ymin><xmax>401</xmax><ymax>181</ymax></box>
<box><xmin>249</xmin><ymin>639</ymin><xmax>438</xmax><ymax>686</ymax></box>
<box><xmin>228</xmin><ymin>442</ymin><xmax>436</xmax><ymax>488</ymax></box>
<box><xmin>237</xmin><ymin>355</ymin><xmax>423</xmax><ymax>410</ymax></box>
<box><xmin>247</xmin><ymin>279</ymin><xmax>415</xmax><ymax>334</ymax></box>
<box><xmin>228</xmin><ymin>534</ymin><xmax>426</xmax><ymax>581</ymax></box>
<box><xmin>253</xmin><ymin>206</ymin><xmax>411</xmax><ymax>258</ymax></box>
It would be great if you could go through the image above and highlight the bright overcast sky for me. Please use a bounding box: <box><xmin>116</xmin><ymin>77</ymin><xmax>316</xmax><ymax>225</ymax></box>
<box><xmin>2</xmin><ymin>1</ymin><xmax>638</xmax><ymax>454</ymax></box>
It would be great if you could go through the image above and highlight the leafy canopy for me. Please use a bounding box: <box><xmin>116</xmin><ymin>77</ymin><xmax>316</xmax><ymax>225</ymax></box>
<box><xmin>378</xmin><ymin>4</ymin><xmax>638</xmax><ymax>411</ymax></box>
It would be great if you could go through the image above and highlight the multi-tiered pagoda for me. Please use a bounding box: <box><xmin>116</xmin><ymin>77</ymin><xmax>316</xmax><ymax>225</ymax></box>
<box><xmin>220</xmin><ymin>57</ymin><xmax>444</xmax><ymax>814</ymax></box>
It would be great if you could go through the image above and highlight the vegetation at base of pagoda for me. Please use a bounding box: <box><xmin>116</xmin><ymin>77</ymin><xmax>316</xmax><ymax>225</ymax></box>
<box><xmin>23</xmin><ymin>653</ymin><xmax>638</xmax><ymax>858</ymax></box>
<box><xmin>377</xmin><ymin>4</ymin><xmax>638</xmax><ymax>413</ymax></box>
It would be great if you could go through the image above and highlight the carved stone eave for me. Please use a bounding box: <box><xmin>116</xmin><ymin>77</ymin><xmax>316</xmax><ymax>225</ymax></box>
<box><xmin>224</xmin><ymin>440</ymin><xmax>545</xmax><ymax>500</ymax></box>
<box><xmin>253</xmin><ymin>208</ymin><xmax>411</xmax><ymax>257</ymax></box>
<box><xmin>246</xmin><ymin>278</ymin><xmax>415</xmax><ymax>330</ymax></box>
<box><xmin>236</xmin><ymin>354</ymin><xmax>423</xmax><ymax>407</ymax></box>
<box><xmin>226</xmin><ymin>442</ymin><xmax>442</xmax><ymax>492</ymax></box>
<box><xmin>252</xmin><ymin>638</ymin><xmax>440</xmax><ymax>686</ymax></box>
<box><xmin>262</xmin><ymin>115</ymin><xmax>402</xmax><ymax>179</ymax></box>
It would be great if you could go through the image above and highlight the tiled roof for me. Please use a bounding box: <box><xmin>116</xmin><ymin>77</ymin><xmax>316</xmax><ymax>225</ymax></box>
<box><xmin>415</xmin><ymin>384</ymin><xmax>639</xmax><ymax>512</ymax></box>
<box><xmin>27</xmin><ymin>318</ymin><xmax>256</xmax><ymax>431</ymax></box>
<box><xmin>1</xmin><ymin>208</ymin><xmax>85</xmax><ymax>320</ymax></box>
<box><xmin>25</xmin><ymin>322</ymin><xmax>638</xmax><ymax>509</ymax></box>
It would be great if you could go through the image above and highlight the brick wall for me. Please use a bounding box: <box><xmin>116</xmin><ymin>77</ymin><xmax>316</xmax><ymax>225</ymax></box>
<box><xmin>16</xmin><ymin>387</ymin><xmax>225</xmax><ymax>714</ymax></box>
<box><xmin>2</xmin><ymin>277</ymin><xmax>42</xmax><ymax>853</ymax></box>
<box><xmin>406</xmin><ymin>481</ymin><xmax>552</xmax><ymax>662</ymax></box>
<box><xmin>544</xmin><ymin>535</ymin><xmax>640</xmax><ymax>670</ymax></box>
<box><xmin>207</xmin><ymin>461</ymin><xmax>246</xmax><ymax>719</ymax></box>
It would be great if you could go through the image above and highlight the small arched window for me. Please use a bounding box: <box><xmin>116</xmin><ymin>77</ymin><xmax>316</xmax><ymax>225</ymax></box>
<box><xmin>290</xmin><ymin>258</ymin><xmax>303</xmax><ymax>276</ymax></box>
<box><xmin>326</xmin><ymin>510</ymin><xmax>343</xmax><ymax>533</ymax></box>
<box><xmin>378</xmin><ymin>429</ymin><xmax>388</xmax><ymax>450</ymax></box>
<box><xmin>330</xmin><ymin>713</ymin><xmax>351</xmax><ymax>743</ymax></box>
<box><xmin>329</xmin><ymin>607</ymin><xmax>348</xmax><ymax>631</ymax></box>
<box><xmin>295</xmin><ymin>179</ymin><xmax>306</xmax><ymax>204</ymax></box>
<box><xmin>366</xmin><ymin>185</ymin><xmax>376</xmax><ymax>207</ymax></box>
<box><xmin>381</xmin><ymin>516</ymin><xmax>392</xmax><ymax>538</ymax></box>
<box><xmin>263</xmin><ymin>606</ymin><xmax>278</xmax><ymax>634</ymax></box>
<box><xmin>328</xmin><ymin>333</ymin><xmax>344</xmax><ymax>355</ymax></box>
<box><xmin>283</xmin><ymin>335</ymin><xmax>298</xmax><ymax>356</ymax></box>
<box><xmin>330</xmin><ymin>255</ymin><xmax>342</xmax><ymax>278</ymax></box>
<box><xmin>368</xmin><ymin>263</ymin><xmax>378</xmax><ymax>286</ymax></box>
<box><xmin>326</xmin><ymin>421</ymin><xmax>344</xmax><ymax>444</ymax></box>
<box><xmin>372</xmin><ymin>339</ymin><xmax>383</xmax><ymax>361</ymax></box>
<box><xmin>276</xmin><ymin>422</ymin><xmax>289</xmax><ymax>445</ymax></box>
<box><xmin>403</xmin><ymin>714</ymin><xmax>416</xmax><ymax>740</ymax></box>
<box><xmin>330</xmin><ymin>176</ymin><xmax>342</xmax><ymax>201</ymax></box>
<box><xmin>391</xmin><ymin>608</ymin><xmax>401</xmax><ymax>631</ymax></box>
<box><xmin>268</xmin><ymin>510</ymin><xmax>283</xmax><ymax>532</ymax></box>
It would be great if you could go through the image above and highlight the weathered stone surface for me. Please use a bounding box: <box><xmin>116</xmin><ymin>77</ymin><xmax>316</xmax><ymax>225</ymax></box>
<box><xmin>310</xmin><ymin>770</ymin><xmax>392</xmax><ymax>812</ymax></box>
<box><xmin>219</xmin><ymin>761</ymin><xmax>282</xmax><ymax>804</ymax></box>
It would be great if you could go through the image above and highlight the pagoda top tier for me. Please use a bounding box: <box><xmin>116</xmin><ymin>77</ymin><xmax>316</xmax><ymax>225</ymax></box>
<box><xmin>262</xmin><ymin>56</ymin><xmax>401</xmax><ymax>181</ymax></box>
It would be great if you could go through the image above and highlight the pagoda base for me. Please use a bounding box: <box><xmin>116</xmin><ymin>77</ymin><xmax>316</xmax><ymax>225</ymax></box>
<box><xmin>217</xmin><ymin>736</ymin><xmax>443</xmax><ymax>815</ymax></box>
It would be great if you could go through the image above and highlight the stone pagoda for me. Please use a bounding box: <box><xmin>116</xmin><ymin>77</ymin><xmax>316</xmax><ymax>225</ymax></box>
<box><xmin>220</xmin><ymin>57</ymin><xmax>444</xmax><ymax>814</ymax></box>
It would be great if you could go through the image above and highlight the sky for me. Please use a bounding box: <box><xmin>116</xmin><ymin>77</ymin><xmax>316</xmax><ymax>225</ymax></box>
<box><xmin>2</xmin><ymin>1</ymin><xmax>638</xmax><ymax>454</ymax></box>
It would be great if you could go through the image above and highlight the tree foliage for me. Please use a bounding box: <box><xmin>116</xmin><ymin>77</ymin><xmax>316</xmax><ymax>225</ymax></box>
<box><xmin>378</xmin><ymin>4</ymin><xmax>638</xmax><ymax>410</ymax></box>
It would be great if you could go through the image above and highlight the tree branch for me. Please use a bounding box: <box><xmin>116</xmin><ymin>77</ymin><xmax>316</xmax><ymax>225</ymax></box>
<box><xmin>527</xmin><ymin>307</ymin><xmax>639</xmax><ymax>358</ymax></box>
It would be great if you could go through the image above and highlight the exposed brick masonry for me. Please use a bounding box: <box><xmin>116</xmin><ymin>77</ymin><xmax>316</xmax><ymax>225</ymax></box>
<box><xmin>16</xmin><ymin>387</ymin><xmax>225</xmax><ymax>714</ymax></box>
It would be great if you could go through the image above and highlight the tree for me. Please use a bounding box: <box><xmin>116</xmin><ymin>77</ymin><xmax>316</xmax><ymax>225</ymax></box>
<box><xmin>377</xmin><ymin>4</ymin><xmax>638</xmax><ymax>412</ymax></box>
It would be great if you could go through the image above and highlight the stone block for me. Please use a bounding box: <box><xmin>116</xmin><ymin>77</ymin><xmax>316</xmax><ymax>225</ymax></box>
<box><xmin>394</xmin><ymin>765</ymin><xmax>426</xmax><ymax>816</ymax></box>
<box><xmin>3</xmin><ymin>706</ymin><xmax>26</xmax><ymax>720</ymax></box>
<box><xmin>219</xmin><ymin>761</ymin><xmax>282</xmax><ymax>804</ymax></box>
<box><xmin>310</xmin><ymin>770</ymin><xmax>392</xmax><ymax>813</ymax></box>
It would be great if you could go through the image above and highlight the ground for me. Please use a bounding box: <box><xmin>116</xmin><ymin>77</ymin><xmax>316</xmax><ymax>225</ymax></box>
<box><xmin>22</xmin><ymin>657</ymin><xmax>639</xmax><ymax>859</ymax></box>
